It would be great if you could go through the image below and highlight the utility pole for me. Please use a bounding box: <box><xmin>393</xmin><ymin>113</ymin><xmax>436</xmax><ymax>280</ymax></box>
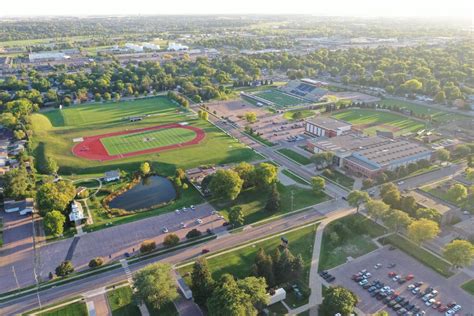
<box><xmin>291</xmin><ymin>190</ymin><xmax>294</xmax><ymax>212</ymax></box>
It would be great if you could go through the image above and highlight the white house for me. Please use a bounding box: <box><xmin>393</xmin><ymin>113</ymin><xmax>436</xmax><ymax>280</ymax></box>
<box><xmin>142</xmin><ymin>43</ymin><xmax>160</xmax><ymax>51</ymax></box>
<box><xmin>267</xmin><ymin>288</ymin><xmax>286</xmax><ymax>305</ymax></box>
<box><xmin>69</xmin><ymin>201</ymin><xmax>86</xmax><ymax>222</ymax></box>
<box><xmin>125</xmin><ymin>43</ymin><xmax>144</xmax><ymax>52</ymax></box>
<box><xmin>104</xmin><ymin>170</ymin><xmax>120</xmax><ymax>182</ymax></box>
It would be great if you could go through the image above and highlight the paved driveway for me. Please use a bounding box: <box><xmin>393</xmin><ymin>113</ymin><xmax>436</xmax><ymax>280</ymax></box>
<box><xmin>328</xmin><ymin>246</ymin><xmax>474</xmax><ymax>315</ymax></box>
<box><xmin>0</xmin><ymin>203</ymin><xmax>224</xmax><ymax>293</ymax></box>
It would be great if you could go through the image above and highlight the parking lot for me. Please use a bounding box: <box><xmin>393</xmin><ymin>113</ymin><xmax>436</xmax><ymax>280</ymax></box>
<box><xmin>328</xmin><ymin>246</ymin><xmax>474</xmax><ymax>315</ymax></box>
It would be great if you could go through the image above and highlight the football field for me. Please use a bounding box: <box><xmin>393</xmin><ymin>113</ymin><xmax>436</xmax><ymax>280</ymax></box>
<box><xmin>100</xmin><ymin>126</ymin><xmax>197</xmax><ymax>156</ymax></box>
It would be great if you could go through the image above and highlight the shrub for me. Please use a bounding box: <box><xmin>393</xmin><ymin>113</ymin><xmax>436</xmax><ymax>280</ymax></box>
<box><xmin>55</xmin><ymin>260</ymin><xmax>74</xmax><ymax>277</ymax></box>
<box><xmin>186</xmin><ymin>229</ymin><xmax>202</xmax><ymax>239</ymax></box>
<box><xmin>163</xmin><ymin>234</ymin><xmax>180</xmax><ymax>247</ymax></box>
<box><xmin>88</xmin><ymin>257</ymin><xmax>104</xmax><ymax>268</ymax></box>
<box><xmin>140</xmin><ymin>240</ymin><xmax>157</xmax><ymax>253</ymax></box>
<box><xmin>182</xmin><ymin>183</ymin><xmax>189</xmax><ymax>190</ymax></box>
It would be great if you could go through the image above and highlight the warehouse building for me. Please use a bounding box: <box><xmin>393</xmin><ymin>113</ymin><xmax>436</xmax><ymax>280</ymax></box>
<box><xmin>304</xmin><ymin>117</ymin><xmax>352</xmax><ymax>138</ymax></box>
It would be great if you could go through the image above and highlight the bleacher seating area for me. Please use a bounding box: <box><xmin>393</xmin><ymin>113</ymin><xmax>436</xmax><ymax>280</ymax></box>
<box><xmin>281</xmin><ymin>79</ymin><xmax>328</xmax><ymax>102</ymax></box>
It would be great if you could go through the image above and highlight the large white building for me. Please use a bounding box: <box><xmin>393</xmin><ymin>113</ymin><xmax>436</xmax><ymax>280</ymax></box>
<box><xmin>168</xmin><ymin>42</ymin><xmax>189</xmax><ymax>51</ymax></box>
<box><xmin>305</xmin><ymin>117</ymin><xmax>352</xmax><ymax>138</ymax></box>
<box><xmin>29</xmin><ymin>52</ymin><xmax>70</xmax><ymax>62</ymax></box>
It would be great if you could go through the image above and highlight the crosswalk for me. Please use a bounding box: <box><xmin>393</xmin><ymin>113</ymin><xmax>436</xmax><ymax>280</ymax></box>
<box><xmin>119</xmin><ymin>259</ymin><xmax>133</xmax><ymax>284</ymax></box>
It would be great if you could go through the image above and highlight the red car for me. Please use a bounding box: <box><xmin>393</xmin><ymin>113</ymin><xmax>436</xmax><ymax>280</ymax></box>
<box><xmin>438</xmin><ymin>305</ymin><xmax>448</xmax><ymax>312</ymax></box>
<box><xmin>201</xmin><ymin>248</ymin><xmax>210</xmax><ymax>254</ymax></box>
<box><xmin>405</xmin><ymin>274</ymin><xmax>414</xmax><ymax>281</ymax></box>
<box><xmin>388</xmin><ymin>272</ymin><xmax>397</xmax><ymax>277</ymax></box>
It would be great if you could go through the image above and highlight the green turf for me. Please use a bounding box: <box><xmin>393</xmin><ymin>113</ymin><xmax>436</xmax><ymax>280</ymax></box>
<box><xmin>461</xmin><ymin>279</ymin><xmax>474</xmax><ymax>296</ymax></box>
<box><xmin>267</xmin><ymin>301</ymin><xmax>289</xmax><ymax>314</ymax></box>
<box><xmin>331</xmin><ymin>109</ymin><xmax>426</xmax><ymax>136</ymax></box>
<box><xmin>319</xmin><ymin>214</ymin><xmax>385</xmax><ymax>271</ymax></box>
<box><xmin>101</xmin><ymin>127</ymin><xmax>197</xmax><ymax>156</ymax></box>
<box><xmin>31</xmin><ymin>97</ymin><xmax>260</xmax><ymax>175</ymax></box>
<box><xmin>277</xmin><ymin>148</ymin><xmax>312</xmax><ymax>165</ymax></box>
<box><xmin>255</xmin><ymin>89</ymin><xmax>305</xmax><ymax>107</ymax></box>
<box><xmin>321</xmin><ymin>170</ymin><xmax>355</xmax><ymax>189</ymax></box>
<box><xmin>379</xmin><ymin>99</ymin><xmax>470</xmax><ymax>123</ymax></box>
<box><xmin>107</xmin><ymin>286</ymin><xmax>141</xmax><ymax>316</ymax></box>
<box><xmin>213</xmin><ymin>183</ymin><xmax>329</xmax><ymax>225</ymax></box>
<box><xmin>283</xmin><ymin>109</ymin><xmax>315</xmax><ymax>120</ymax></box>
<box><xmin>379</xmin><ymin>234</ymin><xmax>454</xmax><ymax>277</ymax></box>
<box><xmin>281</xmin><ymin>169</ymin><xmax>310</xmax><ymax>185</ymax></box>
<box><xmin>37</xmin><ymin>302</ymin><xmax>88</xmax><ymax>316</ymax></box>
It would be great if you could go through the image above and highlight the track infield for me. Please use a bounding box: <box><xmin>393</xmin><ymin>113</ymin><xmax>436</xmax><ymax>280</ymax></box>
<box><xmin>72</xmin><ymin>123</ymin><xmax>205</xmax><ymax>161</ymax></box>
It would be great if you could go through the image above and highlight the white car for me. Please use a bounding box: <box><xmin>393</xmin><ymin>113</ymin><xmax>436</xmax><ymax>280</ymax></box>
<box><xmin>408</xmin><ymin>284</ymin><xmax>416</xmax><ymax>290</ymax></box>
<box><xmin>374</xmin><ymin>263</ymin><xmax>382</xmax><ymax>269</ymax></box>
<box><xmin>182</xmin><ymin>207</ymin><xmax>188</xmax><ymax>212</ymax></box>
<box><xmin>359</xmin><ymin>279</ymin><xmax>368</xmax><ymax>286</ymax></box>
<box><xmin>180</xmin><ymin>222</ymin><xmax>187</xmax><ymax>228</ymax></box>
<box><xmin>397</xmin><ymin>181</ymin><xmax>405</xmax><ymax>185</ymax></box>
<box><xmin>393</xmin><ymin>275</ymin><xmax>401</xmax><ymax>281</ymax></box>
<box><xmin>426</xmin><ymin>298</ymin><xmax>436</xmax><ymax>306</ymax></box>
<box><xmin>175</xmin><ymin>209</ymin><xmax>180</xmax><ymax>214</ymax></box>
<box><xmin>452</xmin><ymin>305</ymin><xmax>462</xmax><ymax>312</ymax></box>
<box><xmin>364</xmin><ymin>272</ymin><xmax>372</xmax><ymax>278</ymax></box>
<box><xmin>190</xmin><ymin>205</ymin><xmax>196</xmax><ymax>210</ymax></box>
<box><xmin>162</xmin><ymin>227</ymin><xmax>169</xmax><ymax>233</ymax></box>
<box><xmin>195</xmin><ymin>218</ymin><xmax>203</xmax><ymax>224</ymax></box>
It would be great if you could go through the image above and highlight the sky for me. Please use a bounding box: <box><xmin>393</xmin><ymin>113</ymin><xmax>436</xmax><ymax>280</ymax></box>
<box><xmin>1</xmin><ymin>0</ymin><xmax>473</xmax><ymax>18</ymax></box>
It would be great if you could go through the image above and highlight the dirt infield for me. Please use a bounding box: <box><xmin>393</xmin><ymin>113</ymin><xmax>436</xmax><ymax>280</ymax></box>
<box><xmin>72</xmin><ymin>123</ymin><xmax>205</xmax><ymax>161</ymax></box>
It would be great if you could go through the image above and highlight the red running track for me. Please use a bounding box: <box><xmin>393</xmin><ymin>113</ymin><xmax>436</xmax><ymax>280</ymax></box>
<box><xmin>72</xmin><ymin>123</ymin><xmax>206</xmax><ymax>161</ymax></box>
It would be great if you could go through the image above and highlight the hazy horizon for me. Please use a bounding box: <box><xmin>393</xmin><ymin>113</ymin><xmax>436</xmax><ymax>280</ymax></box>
<box><xmin>2</xmin><ymin>0</ymin><xmax>473</xmax><ymax>18</ymax></box>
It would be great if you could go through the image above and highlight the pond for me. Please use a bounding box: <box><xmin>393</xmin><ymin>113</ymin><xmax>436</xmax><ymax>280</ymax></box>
<box><xmin>109</xmin><ymin>176</ymin><xmax>177</xmax><ymax>211</ymax></box>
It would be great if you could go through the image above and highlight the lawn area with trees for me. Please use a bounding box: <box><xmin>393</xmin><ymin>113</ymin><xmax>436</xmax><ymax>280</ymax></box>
<box><xmin>319</xmin><ymin>214</ymin><xmax>386</xmax><ymax>271</ymax></box>
<box><xmin>461</xmin><ymin>279</ymin><xmax>474</xmax><ymax>296</ymax></box>
<box><xmin>107</xmin><ymin>286</ymin><xmax>141</xmax><ymax>316</ymax></box>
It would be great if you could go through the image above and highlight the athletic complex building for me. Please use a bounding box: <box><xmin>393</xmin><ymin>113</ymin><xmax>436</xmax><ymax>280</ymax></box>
<box><xmin>307</xmin><ymin>133</ymin><xmax>433</xmax><ymax>178</ymax></box>
<box><xmin>304</xmin><ymin>117</ymin><xmax>352</xmax><ymax>137</ymax></box>
<box><xmin>279</xmin><ymin>78</ymin><xmax>328</xmax><ymax>102</ymax></box>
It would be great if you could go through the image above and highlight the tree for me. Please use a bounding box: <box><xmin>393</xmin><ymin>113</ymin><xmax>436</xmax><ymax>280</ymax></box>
<box><xmin>265</xmin><ymin>184</ymin><xmax>281</xmax><ymax>213</ymax></box>
<box><xmin>133</xmin><ymin>263</ymin><xmax>178</xmax><ymax>310</ymax></box>
<box><xmin>233</xmin><ymin>162</ymin><xmax>256</xmax><ymax>188</ymax></box>
<box><xmin>448</xmin><ymin>184</ymin><xmax>467</xmax><ymax>202</ymax></box>
<box><xmin>311</xmin><ymin>176</ymin><xmax>325</xmax><ymax>195</ymax></box>
<box><xmin>3</xmin><ymin>166</ymin><xmax>35</xmax><ymax>199</ymax></box>
<box><xmin>186</xmin><ymin>228</ymin><xmax>202</xmax><ymax>239</ymax></box>
<box><xmin>255</xmin><ymin>163</ymin><xmax>278</xmax><ymax>189</ymax></box>
<box><xmin>401</xmin><ymin>79</ymin><xmax>422</xmax><ymax>93</ymax></box>
<box><xmin>209</xmin><ymin>169</ymin><xmax>243</xmax><ymax>200</ymax></box>
<box><xmin>366</xmin><ymin>200</ymin><xmax>389</xmax><ymax>223</ymax></box>
<box><xmin>89</xmin><ymin>257</ymin><xmax>104</xmax><ymax>268</ymax></box>
<box><xmin>45</xmin><ymin>157</ymin><xmax>59</xmax><ymax>175</ymax></box>
<box><xmin>36</xmin><ymin>181</ymin><xmax>76</xmax><ymax>216</ymax></box>
<box><xmin>244</xmin><ymin>112</ymin><xmax>257</xmax><ymax>123</ymax></box>
<box><xmin>311</xmin><ymin>152</ymin><xmax>334</xmax><ymax>169</ymax></box>
<box><xmin>202</xmin><ymin>111</ymin><xmax>209</xmax><ymax>121</ymax></box>
<box><xmin>436</xmin><ymin>149</ymin><xmax>450</xmax><ymax>162</ymax></box>
<box><xmin>407</xmin><ymin>219</ymin><xmax>440</xmax><ymax>245</ymax></box>
<box><xmin>140</xmin><ymin>240</ymin><xmax>157</xmax><ymax>253</ymax></box>
<box><xmin>415</xmin><ymin>207</ymin><xmax>441</xmax><ymax>223</ymax></box>
<box><xmin>384</xmin><ymin>209</ymin><xmax>412</xmax><ymax>232</ymax></box>
<box><xmin>251</xmin><ymin>248</ymin><xmax>275</xmax><ymax>287</ymax></box>
<box><xmin>140</xmin><ymin>162</ymin><xmax>151</xmax><ymax>176</ymax></box>
<box><xmin>14</xmin><ymin>129</ymin><xmax>26</xmax><ymax>140</ymax></box>
<box><xmin>381</xmin><ymin>187</ymin><xmax>401</xmax><ymax>209</ymax></box>
<box><xmin>55</xmin><ymin>261</ymin><xmax>74</xmax><ymax>277</ymax></box>
<box><xmin>320</xmin><ymin>286</ymin><xmax>358</xmax><ymax>316</ymax></box>
<box><xmin>434</xmin><ymin>90</ymin><xmax>446</xmax><ymax>103</ymax></box>
<box><xmin>191</xmin><ymin>257</ymin><xmax>215</xmax><ymax>307</ymax></box>
<box><xmin>43</xmin><ymin>210</ymin><xmax>66</xmax><ymax>237</ymax></box>
<box><xmin>347</xmin><ymin>190</ymin><xmax>370</xmax><ymax>213</ymax></box>
<box><xmin>399</xmin><ymin>196</ymin><xmax>417</xmax><ymax>216</ymax></box>
<box><xmin>380</xmin><ymin>183</ymin><xmax>397</xmax><ymax>197</ymax></box>
<box><xmin>207</xmin><ymin>274</ymin><xmax>266</xmax><ymax>316</ymax></box>
<box><xmin>443</xmin><ymin>240</ymin><xmax>474</xmax><ymax>268</ymax></box>
<box><xmin>0</xmin><ymin>112</ymin><xmax>18</xmax><ymax>128</ymax></box>
<box><xmin>465</xmin><ymin>168</ymin><xmax>474</xmax><ymax>182</ymax></box>
<box><xmin>229</xmin><ymin>206</ymin><xmax>245</xmax><ymax>227</ymax></box>
<box><xmin>163</xmin><ymin>234</ymin><xmax>180</xmax><ymax>247</ymax></box>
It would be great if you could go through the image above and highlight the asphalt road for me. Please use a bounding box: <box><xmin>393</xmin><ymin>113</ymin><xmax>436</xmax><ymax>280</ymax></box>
<box><xmin>0</xmin><ymin>199</ymin><xmax>350</xmax><ymax>315</ymax></box>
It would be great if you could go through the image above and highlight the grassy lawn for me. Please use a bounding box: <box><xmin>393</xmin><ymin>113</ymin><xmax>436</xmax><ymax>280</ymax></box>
<box><xmin>379</xmin><ymin>99</ymin><xmax>470</xmax><ymax>123</ymax></box>
<box><xmin>244</xmin><ymin>131</ymin><xmax>277</xmax><ymax>147</ymax></box>
<box><xmin>331</xmin><ymin>109</ymin><xmax>426</xmax><ymax>136</ymax></box>
<box><xmin>178</xmin><ymin>223</ymin><xmax>318</xmax><ymax>308</ymax></box>
<box><xmin>31</xmin><ymin>97</ymin><xmax>260</xmax><ymax>176</ymax></box>
<box><xmin>37</xmin><ymin>302</ymin><xmax>88</xmax><ymax>316</ymax></box>
<box><xmin>461</xmin><ymin>279</ymin><xmax>474</xmax><ymax>296</ymax></box>
<box><xmin>281</xmin><ymin>169</ymin><xmax>310</xmax><ymax>185</ymax></box>
<box><xmin>319</xmin><ymin>214</ymin><xmax>386</xmax><ymax>271</ymax></box>
<box><xmin>107</xmin><ymin>286</ymin><xmax>141</xmax><ymax>316</ymax></box>
<box><xmin>213</xmin><ymin>183</ymin><xmax>329</xmax><ymax>225</ymax></box>
<box><xmin>322</xmin><ymin>170</ymin><xmax>354</xmax><ymax>189</ymax></box>
<box><xmin>277</xmin><ymin>148</ymin><xmax>312</xmax><ymax>165</ymax></box>
<box><xmin>379</xmin><ymin>234</ymin><xmax>454</xmax><ymax>277</ymax></box>
<box><xmin>85</xmin><ymin>179</ymin><xmax>204</xmax><ymax>231</ymax></box>
<box><xmin>283</xmin><ymin>109</ymin><xmax>315</xmax><ymax>121</ymax></box>
<box><xmin>255</xmin><ymin>90</ymin><xmax>304</xmax><ymax>107</ymax></box>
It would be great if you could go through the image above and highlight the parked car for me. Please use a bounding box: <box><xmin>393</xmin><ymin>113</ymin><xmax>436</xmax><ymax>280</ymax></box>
<box><xmin>222</xmin><ymin>221</ymin><xmax>230</xmax><ymax>226</ymax></box>
<box><xmin>195</xmin><ymin>218</ymin><xmax>203</xmax><ymax>224</ymax></box>
<box><xmin>363</xmin><ymin>283</ymin><xmax>371</xmax><ymax>289</ymax></box>
<box><xmin>388</xmin><ymin>271</ymin><xmax>397</xmax><ymax>277</ymax></box>
<box><xmin>201</xmin><ymin>248</ymin><xmax>210</xmax><ymax>254</ymax></box>
<box><xmin>388</xmin><ymin>262</ymin><xmax>396</xmax><ymax>267</ymax></box>
<box><xmin>425</xmin><ymin>298</ymin><xmax>436</xmax><ymax>306</ymax></box>
<box><xmin>320</xmin><ymin>271</ymin><xmax>329</xmax><ymax>277</ymax></box>
<box><xmin>411</xmin><ymin>287</ymin><xmax>420</xmax><ymax>295</ymax></box>
<box><xmin>432</xmin><ymin>301</ymin><xmax>441</xmax><ymax>309</ymax></box>
<box><xmin>374</xmin><ymin>263</ymin><xmax>382</xmax><ymax>269</ymax></box>
<box><xmin>359</xmin><ymin>279</ymin><xmax>369</xmax><ymax>286</ymax></box>
<box><xmin>368</xmin><ymin>286</ymin><xmax>377</xmax><ymax>293</ymax></box>
<box><xmin>162</xmin><ymin>227</ymin><xmax>169</xmax><ymax>233</ymax></box>
<box><xmin>438</xmin><ymin>305</ymin><xmax>448</xmax><ymax>312</ymax></box>
<box><xmin>190</xmin><ymin>205</ymin><xmax>196</xmax><ymax>210</ymax></box>
<box><xmin>180</xmin><ymin>222</ymin><xmax>187</xmax><ymax>228</ymax></box>
<box><xmin>393</xmin><ymin>275</ymin><xmax>401</xmax><ymax>281</ymax></box>
<box><xmin>405</xmin><ymin>274</ymin><xmax>414</xmax><ymax>281</ymax></box>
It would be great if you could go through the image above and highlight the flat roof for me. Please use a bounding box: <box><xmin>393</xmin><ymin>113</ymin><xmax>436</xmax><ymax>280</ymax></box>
<box><xmin>354</xmin><ymin>139</ymin><xmax>431</xmax><ymax>167</ymax></box>
<box><xmin>406</xmin><ymin>191</ymin><xmax>452</xmax><ymax>215</ymax></box>
<box><xmin>309</xmin><ymin>134</ymin><xmax>387</xmax><ymax>154</ymax></box>
<box><xmin>305</xmin><ymin>116</ymin><xmax>351</xmax><ymax>131</ymax></box>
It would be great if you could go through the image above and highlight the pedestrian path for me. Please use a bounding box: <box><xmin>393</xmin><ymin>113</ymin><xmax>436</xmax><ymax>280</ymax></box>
<box><xmin>119</xmin><ymin>259</ymin><xmax>149</xmax><ymax>316</ymax></box>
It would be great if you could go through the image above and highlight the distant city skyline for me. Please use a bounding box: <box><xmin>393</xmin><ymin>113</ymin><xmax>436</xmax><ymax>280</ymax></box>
<box><xmin>2</xmin><ymin>0</ymin><xmax>473</xmax><ymax>18</ymax></box>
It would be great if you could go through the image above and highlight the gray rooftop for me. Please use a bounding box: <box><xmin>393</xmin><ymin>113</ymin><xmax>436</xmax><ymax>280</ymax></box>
<box><xmin>305</xmin><ymin>117</ymin><xmax>351</xmax><ymax>131</ymax></box>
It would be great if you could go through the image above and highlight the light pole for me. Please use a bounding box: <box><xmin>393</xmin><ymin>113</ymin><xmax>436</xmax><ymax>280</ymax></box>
<box><xmin>291</xmin><ymin>190</ymin><xmax>294</xmax><ymax>212</ymax></box>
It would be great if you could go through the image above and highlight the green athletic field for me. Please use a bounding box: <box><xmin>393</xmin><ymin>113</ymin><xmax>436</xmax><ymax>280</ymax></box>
<box><xmin>331</xmin><ymin>108</ymin><xmax>427</xmax><ymax>136</ymax></box>
<box><xmin>31</xmin><ymin>97</ymin><xmax>261</xmax><ymax>175</ymax></box>
<box><xmin>101</xmin><ymin>127</ymin><xmax>197</xmax><ymax>156</ymax></box>
<box><xmin>254</xmin><ymin>89</ymin><xmax>304</xmax><ymax>107</ymax></box>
